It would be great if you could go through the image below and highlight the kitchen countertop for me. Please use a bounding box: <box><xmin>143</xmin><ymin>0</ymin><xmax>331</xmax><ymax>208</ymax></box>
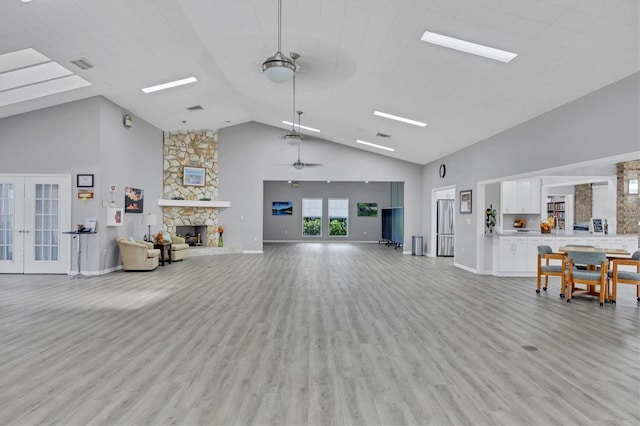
<box><xmin>485</xmin><ymin>231</ymin><xmax>627</xmax><ymax>237</ymax></box>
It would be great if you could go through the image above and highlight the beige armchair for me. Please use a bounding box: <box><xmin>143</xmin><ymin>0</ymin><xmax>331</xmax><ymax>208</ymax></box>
<box><xmin>169</xmin><ymin>233</ymin><xmax>190</xmax><ymax>261</ymax></box>
<box><xmin>117</xmin><ymin>237</ymin><xmax>160</xmax><ymax>271</ymax></box>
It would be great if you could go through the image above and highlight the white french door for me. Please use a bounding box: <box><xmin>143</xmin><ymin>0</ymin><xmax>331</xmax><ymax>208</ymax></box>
<box><xmin>0</xmin><ymin>175</ymin><xmax>71</xmax><ymax>274</ymax></box>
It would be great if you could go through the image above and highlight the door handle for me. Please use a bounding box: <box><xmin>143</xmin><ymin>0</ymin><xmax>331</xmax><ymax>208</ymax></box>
<box><xmin>17</xmin><ymin>230</ymin><xmax>23</xmax><ymax>233</ymax></box>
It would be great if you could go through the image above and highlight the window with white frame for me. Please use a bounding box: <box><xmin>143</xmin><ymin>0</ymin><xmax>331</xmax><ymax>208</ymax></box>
<box><xmin>328</xmin><ymin>198</ymin><xmax>348</xmax><ymax>236</ymax></box>
<box><xmin>302</xmin><ymin>198</ymin><xmax>322</xmax><ymax>236</ymax></box>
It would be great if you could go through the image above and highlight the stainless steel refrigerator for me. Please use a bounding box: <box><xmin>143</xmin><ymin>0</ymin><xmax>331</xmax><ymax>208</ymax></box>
<box><xmin>436</xmin><ymin>199</ymin><xmax>454</xmax><ymax>257</ymax></box>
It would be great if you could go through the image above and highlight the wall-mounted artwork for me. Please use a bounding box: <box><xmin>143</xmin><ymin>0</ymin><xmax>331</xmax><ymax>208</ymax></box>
<box><xmin>357</xmin><ymin>202</ymin><xmax>378</xmax><ymax>217</ymax></box>
<box><xmin>106</xmin><ymin>207</ymin><xmax>124</xmax><ymax>226</ymax></box>
<box><xmin>460</xmin><ymin>190</ymin><xmax>472</xmax><ymax>214</ymax></box>
<box><xmin>183</xmin><ymin>167</ymin><xmax>205</xmax><ymax>186</ymax></box>
<box><xmin>125</xmin><ymin>187</ymin><xmax>144</xmax><ymax>213</ymax></box>
<box><xmin>272</xmin><ymin>201</ymin><xmax>293</xmax><ymax>216</ymax></box>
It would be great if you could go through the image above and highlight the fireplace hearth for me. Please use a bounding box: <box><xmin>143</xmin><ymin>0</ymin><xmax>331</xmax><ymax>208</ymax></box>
<box><xmin>176</xmin><ymin>225</ymin><xmax>207</xmax><ymax>246</ymax></box>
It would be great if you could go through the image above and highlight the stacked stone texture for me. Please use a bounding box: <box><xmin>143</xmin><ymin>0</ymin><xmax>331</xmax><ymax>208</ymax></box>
<box><xmin>162</xmin><ymin>130</ymin><xmax>220</xmax><ymax>247</ymax></box>
<box><xmin>617</xmin><ymin>160</ymin><xmax>640</xmax><ymax>245</ymax></box>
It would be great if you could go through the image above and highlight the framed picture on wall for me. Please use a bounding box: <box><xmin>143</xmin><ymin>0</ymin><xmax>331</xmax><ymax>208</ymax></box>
<box><xmin>357</xmin><ymin>202</ymin><xmax>378</xmax><ymax>217</ymax></box>
<box><xmin>125</xmin><ymin>187</ymin><xmax>144</xmax><ymax>213</ymax></box>
<box><xmin>460</xmin><ymin>190</ymin><xmax>472</xmax><ymax>214</ymax></box>
<box><xmin>106</xmin><ymin>207</ymin><xmax>124</xmax><ymax>226</ymax></box>
<box><xmin>183</xmin><ymin>167</ymin><xmax>205</xmax><ymax>186</ymax></box>
<box><xmin>77</xmin><ymin>174</ymin><xmax>94</xmax><ymax>188</ymax></box>
<box><xmin>272</xmin><ymin>201</ymin><xmax>293</xmax><ymax>215</ymax></box>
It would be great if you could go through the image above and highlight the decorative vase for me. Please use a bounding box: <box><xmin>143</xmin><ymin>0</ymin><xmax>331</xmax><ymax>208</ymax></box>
<box><xmin>218</xmin><ymin>235</ymin><xmax>223</xmax><ymax>247</ymax></box>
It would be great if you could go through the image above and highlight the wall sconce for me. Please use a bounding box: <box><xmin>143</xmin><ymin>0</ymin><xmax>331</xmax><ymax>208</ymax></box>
<box><xmin>629</xmin><ymin>179</ymin><xmax>638</xmax><ymax>195</ymax></box>
<box><xmin>123</xmin><ymin>114</ymin><xmax>133</xmax><ymax>128</ymax></box>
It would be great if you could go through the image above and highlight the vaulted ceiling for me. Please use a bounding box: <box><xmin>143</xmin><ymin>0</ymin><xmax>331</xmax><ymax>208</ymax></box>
<box><xmin>1</xmin><ymin>0</ymin><xmax>638</xmax><ymax>165</ymax></box>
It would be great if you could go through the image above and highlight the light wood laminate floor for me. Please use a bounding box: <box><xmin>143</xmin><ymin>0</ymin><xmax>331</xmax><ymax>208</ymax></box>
<box><xmin>1</xmin><ymin>242</ymin><xmax>638</xmax><ymax>426</ymax></box>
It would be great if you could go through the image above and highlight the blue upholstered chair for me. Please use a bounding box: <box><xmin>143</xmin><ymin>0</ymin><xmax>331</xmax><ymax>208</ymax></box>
<box><xmin>536</xmin><ymin>245</ymin><xmax>567</xmax><ymax>297</ymax></box>
<box><xmin>607</xmin><ymin>251</ymin><xmax>640</xmax><ymax>304</ymax></box>
<box><xmin>565</xmin><ymin>251</ymin><xmax>608</xmax><ymax>306</ymax></box>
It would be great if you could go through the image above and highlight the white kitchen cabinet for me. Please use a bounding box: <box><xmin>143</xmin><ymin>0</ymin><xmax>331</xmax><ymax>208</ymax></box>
<box><xmin>499</xmin><ymin>237</ymin><xmax>528</xmax><ymax>272</ymax></box>
<box><xmin>501</xmin><ymin>179</ymin><xmax>541</xmax><ymax>214</ymax></box>
<box><xmin>501</xmin><ymin>181</ymin><xmax>518</xmax><ymax>213</ymax></box>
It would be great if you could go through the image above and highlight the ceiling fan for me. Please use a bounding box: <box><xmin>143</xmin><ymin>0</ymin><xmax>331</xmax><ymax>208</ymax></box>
<box><xmin>291</xmin><ymin>139</ymin><xmax>323</xmax><ymax>170</ymax></box>
<box><xmin>284</xmin><ymin>53</ymin><xmax>303</xmax><ymax>145</ymax></box>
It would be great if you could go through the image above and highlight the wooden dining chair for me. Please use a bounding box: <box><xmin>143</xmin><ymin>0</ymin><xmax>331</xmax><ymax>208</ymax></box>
<box><xmin>607</xmin><ymin>251</ymin><xmax>640</xmax><ymax>305</ymax></box>
<box><xmin>565</xmin><ymin>251</ymin><xmax>608</xmax><ymax>306</ymax></box>
<box><xmin>536</xmin><ymin>245</ymin><xmax>567</xmax><ymax>297</ymax></box>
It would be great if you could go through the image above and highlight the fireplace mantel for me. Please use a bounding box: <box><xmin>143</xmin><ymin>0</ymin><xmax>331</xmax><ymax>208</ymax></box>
<box><xmin>158</xmin><ymin>199</ymin><xmax>231</xmax><ymax>208</ymax></box>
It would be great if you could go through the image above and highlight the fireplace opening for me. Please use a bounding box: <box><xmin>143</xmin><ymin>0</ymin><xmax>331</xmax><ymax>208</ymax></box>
<box><xmin>176</xmin><ymin>225</ymin><xmax>207</xmax><ymax>246</ymax></box>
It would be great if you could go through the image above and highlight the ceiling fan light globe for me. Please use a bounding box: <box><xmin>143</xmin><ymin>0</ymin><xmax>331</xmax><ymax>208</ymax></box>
<box><xmin>262</xmin><ymin>52</ymin><xmax>296</xmax><ymax>82</ymax></box>
<box><xmin>284</xmin><ymin>130</ymin><xmax>302</xmax><ymax>144</ymax></box>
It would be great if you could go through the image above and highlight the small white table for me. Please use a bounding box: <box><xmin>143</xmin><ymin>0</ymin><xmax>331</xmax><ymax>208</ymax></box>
<box><xmin>63</xmin><ymin>231</ymin><xmax>96</xmax><ymax>278</ymax></box>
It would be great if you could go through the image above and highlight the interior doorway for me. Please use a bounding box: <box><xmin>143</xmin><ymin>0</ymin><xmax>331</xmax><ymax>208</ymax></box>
<box><xmin>0</xmin><ymin>174</ymin><xmax>71</xmax><ymax>274</ymax></box>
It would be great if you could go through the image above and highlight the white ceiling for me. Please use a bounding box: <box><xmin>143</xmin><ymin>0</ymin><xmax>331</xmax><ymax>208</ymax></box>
<box><xmin>1</xmin><ymin>0</ymin><xmax>638</xmax><ymax>165</ymax></box>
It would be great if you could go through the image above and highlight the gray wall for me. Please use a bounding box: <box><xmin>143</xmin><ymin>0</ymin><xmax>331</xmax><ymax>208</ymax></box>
<box><xmin>422</xmin><ymin>72</ymin><xmax>640</xmax><ymax>270</ymax></box>
<box><xmin>263</xmin><ymin>181</ymin><xmax>390</xmax><ymax>241</ymax></box>
<box><xmin>218</xmin><ymin>121</ymin><xmax>423</xmax><ymax>253</ymax></box>
<box><xmin>0</xmin><ymin>96</ymin><xmax>163</xmax><ymax>273</ymax></box>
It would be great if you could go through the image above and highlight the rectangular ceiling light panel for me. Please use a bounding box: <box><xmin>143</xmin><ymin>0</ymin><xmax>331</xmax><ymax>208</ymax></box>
<box><xmin>374</xmin><ymin>110</ymin><xmax>427</xmax><ymax>127</ymax></box>
<box><xmin>356</xmin><ymin>140</ymin><xmax>395</xmax><ymax>152</ymax></box>
<box><xmin>282</xmin><ymin>120</ymin><xmax>320</xmax><ymax>133</ymax></box>
<box><xmin>420</xmin><ymin>31</ymin><xmax>517</xmax><ymax>63</ymax></box>
<box><xmin>141</xmin><ymin>76</ymin><xmax>197</xmax><ymax>93</ymax></box>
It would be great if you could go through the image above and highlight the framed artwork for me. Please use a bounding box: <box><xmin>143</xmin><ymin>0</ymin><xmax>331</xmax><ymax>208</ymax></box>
<box><xmin>357</xmin><ymin>202</ymin><xmax>378</xmax><ymax>217</ymax></box>
<box><xmin>272</xmin><ymin>201</ymin><xmax>293</xmax><ymax>216</ymax></box>
<box><xmin>77</xmin><ymin>174</ymin><xmax>94</xmax><ymax>188</ymax></box>
<box><xmin>183</xmin><ymin>167</ymin><xmax>205</xmax><ymax>186</ymax></box>
<box><xmin>460</xmin><ymin>190</ymin><xmax>472</xmax><ymax>214</ymax></box>
<box><xmin>106</xmin><ymin>208</ymin><xmax>123</xmax><ymax>226</ymax></box>
<box><xmin>125</xmin><ymin>187</ymin><xmax>144</xmax><ymax>213</ymax></box>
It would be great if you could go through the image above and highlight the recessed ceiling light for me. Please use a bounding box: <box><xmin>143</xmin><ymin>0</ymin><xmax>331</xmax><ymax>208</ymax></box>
<box><xmin>374</xmin><ymin>111</ymin><xmax>427</xmax><ymax>127</ymax></box>
<box><xmin>356</xmin><ymin>140</ymin><xmax>395</xmax><ymax>152</ymax></box>
<box><xmin>141</xmin><ymin>76</ymin><xmax>197</xmax><ymax>93</ymax></box>
<box><xmin>420</xmin><ymin>30</ymin><xmax>517</xmax><ymax>63</ymax></box>
<box><xmin>282</xmin><ymin>120</ymin><xmax>320</xmax><ymax>133</ymax></box>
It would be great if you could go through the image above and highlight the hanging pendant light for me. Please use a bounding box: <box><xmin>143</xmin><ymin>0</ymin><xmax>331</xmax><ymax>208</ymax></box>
<box><xmin>284</xmin><ymin>53</ymin><xmax>303</xmax><ymax>144</ymax></box>
<box><xmin>262</xmin><ymin>0</ymin><xmax>295</xmax><ymax>83</ymax></box>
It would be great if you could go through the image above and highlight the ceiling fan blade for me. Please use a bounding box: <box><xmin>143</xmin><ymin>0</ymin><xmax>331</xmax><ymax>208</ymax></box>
<box><xmin>303</xmin><ymin>163</ymin><xmax>323</xmax><ymax>167</ymax></box>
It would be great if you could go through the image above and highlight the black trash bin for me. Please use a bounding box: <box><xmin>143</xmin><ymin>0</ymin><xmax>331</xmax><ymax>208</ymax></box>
<box><xmin>411</xmin><ymin>235</ymin><xmax>424</xmax><ymax>256</ymax></box>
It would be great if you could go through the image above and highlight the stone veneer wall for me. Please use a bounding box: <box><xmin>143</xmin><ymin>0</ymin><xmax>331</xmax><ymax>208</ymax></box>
<box><xmin>163</xmin><ymin>130</ymin><xmax>220</xmax><ymax>247</ymax></box>
<box><xmin>574</xmin><ymin>184</ymin><xmax>592</xmax><ymax>224</ymax></box>
<box><xmin>617</xmin><ymin>160</ymin><xmax>640</xmax><ymax>242</ymax></box>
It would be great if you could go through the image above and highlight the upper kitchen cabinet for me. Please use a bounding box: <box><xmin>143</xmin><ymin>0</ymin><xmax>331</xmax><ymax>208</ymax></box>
<box><xmin>501</xmin><ymin>179</ymin><xmax>541</xmax><ymax>214</ymax></box>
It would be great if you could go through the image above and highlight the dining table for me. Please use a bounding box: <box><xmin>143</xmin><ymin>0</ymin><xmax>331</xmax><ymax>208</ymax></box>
<box><xmin>557</xmin><ymin>246</ymin><xmax>631</xmax><ymax>301</ymax></box>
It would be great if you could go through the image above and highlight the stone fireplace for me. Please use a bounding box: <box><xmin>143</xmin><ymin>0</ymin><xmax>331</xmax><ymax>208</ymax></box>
<box><xmin>162</xmin><ymin>130</ymin><xmax>221</xmax><ymax>247</ymax></box>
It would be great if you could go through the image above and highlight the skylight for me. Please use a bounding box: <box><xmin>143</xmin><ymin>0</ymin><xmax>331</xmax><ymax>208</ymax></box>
<box><xmin>420</xmin><ymin>31</ymin><xmax>517</xmax><ymax>63</ymax></box>
<box><xmin>356</xmin><ymin>140</ymin><xmax>395</xmax><ymax>152</ymax></box>
<box><xmin>141</xmin><ymin>76</ymin><xmax>197</xmax><ymax>93</ymax></box>
<box><xmin>0</xmin><ymin>48</ymin><xmax>91</xmax><ymax>108</ymax></box>
<box><xmin>374</xmin><ymin>111</ymin><xmax>427</xmax><ymax>127</ymax></box>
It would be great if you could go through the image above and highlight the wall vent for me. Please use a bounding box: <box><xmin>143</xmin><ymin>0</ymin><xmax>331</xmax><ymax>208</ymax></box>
<box><xmin>70</xmin><ymin>58</ymin><xmax>94</xmax><ymax>70</ymax></box>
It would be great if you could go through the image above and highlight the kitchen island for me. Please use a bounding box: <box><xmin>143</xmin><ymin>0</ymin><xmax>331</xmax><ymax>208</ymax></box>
<box><xmin>486</xmin><ymin>232</ymin><xmax>638</xmax><ymax>277</ymax></box>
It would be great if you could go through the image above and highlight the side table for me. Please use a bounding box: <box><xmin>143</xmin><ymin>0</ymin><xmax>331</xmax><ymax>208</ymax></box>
<box><xmin>154</xmin><ymin>242</ymin><xmax>172</xmax><ymax>266</ymax></box>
